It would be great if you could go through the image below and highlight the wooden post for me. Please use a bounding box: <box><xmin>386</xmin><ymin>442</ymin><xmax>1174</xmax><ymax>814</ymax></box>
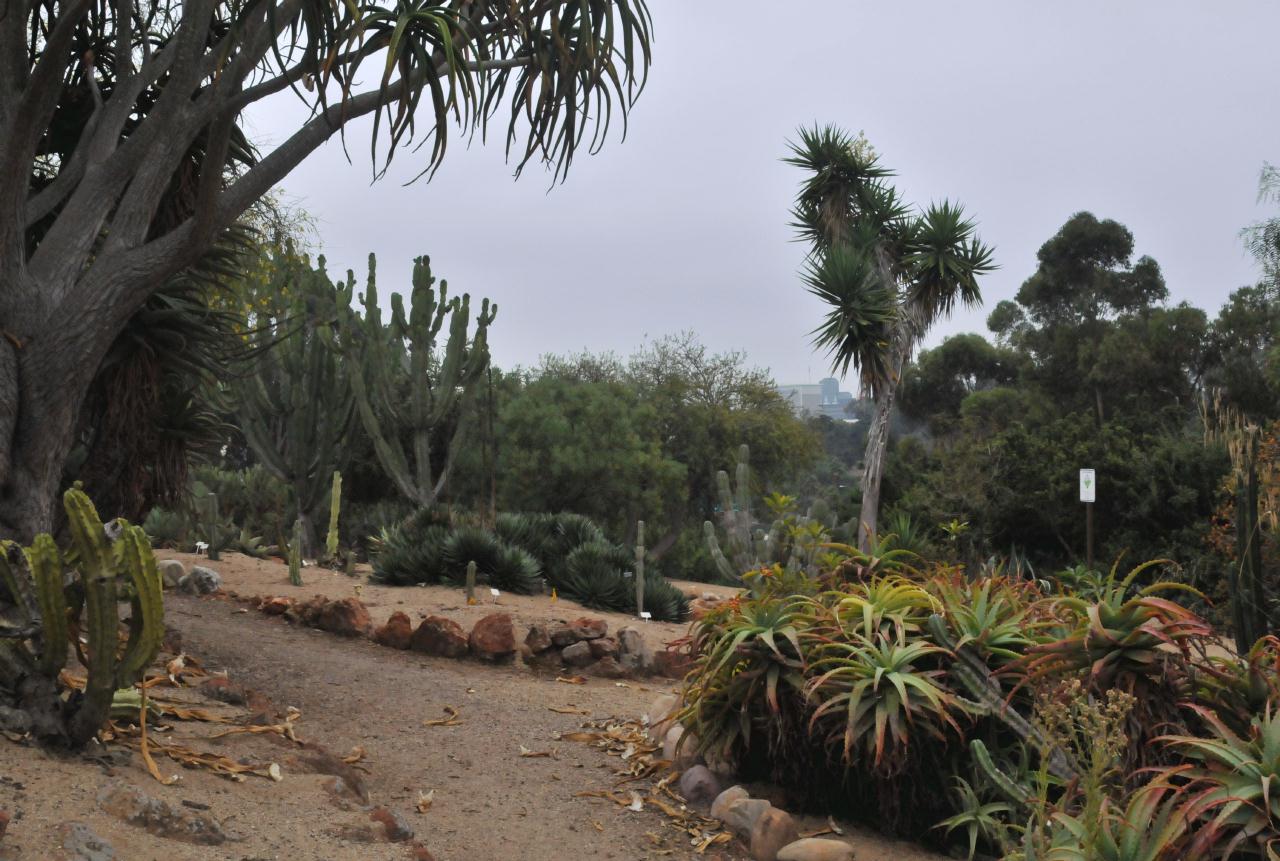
<box><xmin>1086</xmin><ymin>502</ymin><xmax>1094</xmax><ymax>571</ymax></box>
<box><xmin>635</xmin><ymin>520</ymin><xmax>645</xmax><ymax>619</ymax></box>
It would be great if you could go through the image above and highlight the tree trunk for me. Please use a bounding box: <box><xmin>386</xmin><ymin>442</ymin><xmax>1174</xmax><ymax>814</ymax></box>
<box><xmin>855</xmin><ymin>335</ymin><xmax>913</xmax><ymax>553</ymax></box>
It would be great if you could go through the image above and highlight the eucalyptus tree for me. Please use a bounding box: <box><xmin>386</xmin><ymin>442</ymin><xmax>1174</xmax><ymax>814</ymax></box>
<box><xmin>788</xmin><ymin>125</ymin><xmax>995</xmax><ymax>550</ymax></box>
<box><xmin>0</xmin><ymin>0</ymin><xmax>652</xmax><ymax>542</ymax></box>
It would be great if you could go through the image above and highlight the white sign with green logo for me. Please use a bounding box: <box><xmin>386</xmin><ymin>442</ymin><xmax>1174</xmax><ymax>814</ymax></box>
<box><xmin>1079</xmin><ymin>469</ymin><xmax>1096</xmax><ymax>503</ymax></box>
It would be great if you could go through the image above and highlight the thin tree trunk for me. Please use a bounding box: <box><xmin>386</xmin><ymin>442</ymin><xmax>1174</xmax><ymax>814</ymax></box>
<box><xmin>856</xmin><ymin>333</ymin><xmax>914</xmax><ymax>553</ymax></box>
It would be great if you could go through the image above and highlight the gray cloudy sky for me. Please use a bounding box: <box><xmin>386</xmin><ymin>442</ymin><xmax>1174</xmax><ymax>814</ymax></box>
<box><xmin>247</xmin><ymin>1</ymin><xmax>1280</xmax><ymax>389</ymax></box>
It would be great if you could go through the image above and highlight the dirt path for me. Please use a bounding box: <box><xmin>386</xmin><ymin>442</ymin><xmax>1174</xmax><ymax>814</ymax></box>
<box><xmin>165</xmin><ymin>592</ymin><xmax>732</xmax><ymax>860</ymax></box>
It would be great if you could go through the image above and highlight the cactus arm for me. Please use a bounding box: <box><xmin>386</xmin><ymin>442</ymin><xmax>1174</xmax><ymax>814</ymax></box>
<box><xmin>115</xmin><ymin>526</ymin><xmax>164</xmax><ymax>688</ymax></box>
<box><xmin>703</xmin><ymin>521</ymin><xmax>736</xmax><ymax>580</ymax></box>
<box><xmin>289</xmin><ymin>519</ymin><xmax>303</xmax><ymax>586</ymax></box>
<box><xmin>970</xmin><ymin>739</ymin><xmax>1032</xmax><ymax>806</ymax></box>
<box><xmin>325</xmin><ymin>471</ymin><xmax>342</xmax><ymax>559</ymax></box>
<box><xmin>64</xmin><ymin>489</ymin><xmax>121</xmax><ymax>746</ymax></box>
<box><xmin>27</xmin><ymin>535</ymin><xmax>67</xmax><ymax>677</ymax></box>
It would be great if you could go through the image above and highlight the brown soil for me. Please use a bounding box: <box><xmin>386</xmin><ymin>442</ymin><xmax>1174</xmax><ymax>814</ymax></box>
<box><xmin>0</xmin><ymin>552</ymin><xmax>948</xmax><ymax>861</ymax></box>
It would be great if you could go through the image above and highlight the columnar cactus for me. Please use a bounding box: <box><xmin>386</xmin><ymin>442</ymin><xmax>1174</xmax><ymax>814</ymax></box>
<box><xmin>289</xmin><ymin>519</ymin><xmax>304</xmax><ymax>587</ymax></box>
<box><xmin>334</xmin><ymin>254</ymin><xmax>496</xmax><ymax>508</ymax></box>
<box><xmin>0</xmin><ymin>489</ymin><xmax>164</xmax><ymax>746</ymax></box>
<box><xmin>234</xmin><ymin>250</ymin><xmax>356</xmax><ymax>557</ymax></box>
<box><xmin>325</xmin><ymin>471</ymin><xmax>343</xmax><ymax>561</ymax></box>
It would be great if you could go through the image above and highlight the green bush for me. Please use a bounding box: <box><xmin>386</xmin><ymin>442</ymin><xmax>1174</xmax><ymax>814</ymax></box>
<box><xmin>370</xmin><ymin>523</ymin><xmax>450</xmax><ymax>586</ymax></box>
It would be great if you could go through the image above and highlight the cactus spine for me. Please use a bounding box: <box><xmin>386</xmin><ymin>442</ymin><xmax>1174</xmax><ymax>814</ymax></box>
<box><xmin>0</xmin><ymin>489</ymin><xmax>164</xmax><ymax>746</ymax></box>
<box><xmin>326</xmin><ymin>471</ymin><xmax>343</xmax><ymax>561</ymax></box>
<box><xmin>335</xmin><ymin>254</ymin><xmax>496</xmax><ymax>508</ymax></box>
<box><xmin>234</xmin><ymin>250</ymin><xmax>355</xmax><ymax>557</ymax></box>
<box><xmin>289</xmin><ymin>519</ymin><xmax>304</xmax><ymax>586</ymax></box>
<box><xmin>634</xmin><ymin>520</ymin><xmax>646</xmax><ymax>619</ymax></box>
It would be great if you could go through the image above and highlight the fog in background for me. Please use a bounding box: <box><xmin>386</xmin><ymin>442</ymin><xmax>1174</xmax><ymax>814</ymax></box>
<box><xmin>247</xmin><ymin>1</ymin><xmax>1280</xmax><ymax>388</ymax></box>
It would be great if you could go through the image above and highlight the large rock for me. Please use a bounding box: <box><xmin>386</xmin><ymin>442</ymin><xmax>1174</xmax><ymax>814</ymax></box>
<box><xmin>645</xmin><ymin>692</ymin><xmax>680</xmax><ymax>742</ymax></box>
<box><xmin>710</xmin><ymin>785</ymin><xmax>749</xmax><ymax>821</ymax></box>
<box><xmin>549</xmin><ymin>622</ymin><xmax>579</xmax><ymax>648</ymax></box>
<box><xmin>260</xmin><ymin>596</ymin><xmax>292</xmax><ymax>616</ymax></box>
<box><xmin>617</xmin><ymin>627</ymin><xmax>653</xmax><ymax>675</ymax></box>
<box><xmin>469</xmin><ymin>613</ymin><xmax>516</xmax><ymax>661</ymax></box>
<box><xmin>750</xmin><ymin>807</ymin><xmax>800</xmax><ymax>861</ymax></box>
<box><xmin>776</xmin><ymin>838</ymin><xmax>856</xmax><ymax>861</ymax></box>
<box><xmin>678</xmin><ymin>764</ymin><xmax>722</xmax><ymax>808</ymax></box>
<box><xmin>723</xmin><ymin>798</ymin><xmax>772</xmax><ymax>839</ymax></box>
<box><xmin>584</xmin><ymin>656</ymin><xmax>628</xmax><ymax>678</ymax></box>
<box><xmin>178</xmin><ymin>565</ymin><xmax>221</xmax><ymax>595</ymax></box>
<box><xmin>561</xmin><ymin>640</ymin><xmax>594</xmax><ymax>667</ymax></box>
<box><xmin>157</xmin><ymin>560</ymin><xmax>185</xmax><ymax>590</ymax></box>
<box><xmin>525</xmin><ymin>623</ymin><xmax>554</xmax><ymax>654</ymax></box>
<box><xmin>588</xmin><ymin>636</ymin><xmax>619</xmax><ymax>659</ymax></box>
<box><xmin>98</xmin><ymin>783</ymin><xmax>227</xmax><ymax>845</ymax></box>
<box><xmin>663</xmin><ymin>724</ymin><xmax>702</xmax><ymax>769</ymax></box>
<box><xmin>317</xmin><ymin>597</ymin><xmax>372</xmax><ymax>637</ymax></box>
<box><xmin>373</xmin><ymin>611</ymin><xmax>413</xmax><ymax>649</ymax></box>
<box><xmin>569</xmin><ymin>617</ymin><xmax>608</xmax><ymax>640</ymax></box>
<box><xmin>410</xmin><ymin>616</ymin><xmax>470</xmax><ymax>658</ymax></box>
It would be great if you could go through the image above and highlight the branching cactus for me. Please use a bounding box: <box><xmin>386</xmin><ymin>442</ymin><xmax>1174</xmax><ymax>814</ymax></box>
<box><xmin>334</xmin><ymin>254</ymin><xmax>496</xmax><ymax>508</ymax></box>
<box><xmin>0</xmin><ymin>489</ymin><xmax>164</xmax><ymax>746</ymax></box>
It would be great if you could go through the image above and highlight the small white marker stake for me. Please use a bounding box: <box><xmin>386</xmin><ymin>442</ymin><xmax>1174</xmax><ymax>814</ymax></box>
<box><xmin>639</xmin><ymin>611</ymin><xmax>652</xmax><ymax>621</ymax></box>
<box><xmin>490</xmin><ymin>587</ymin><xmax>501</xmax><ymax>603</ymax></box>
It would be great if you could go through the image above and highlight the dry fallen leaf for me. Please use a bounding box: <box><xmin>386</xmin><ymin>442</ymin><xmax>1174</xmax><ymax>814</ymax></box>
<box><xmin>556</xmin><ymin>675</ymin><xmax>587</xmax><ymax>685</ymax></box>
<box><xmin>614</xmin><ymin>682</ymin><xmax>631</xmax><ymax>688</ymax></box>
<box><xmin>342</xmin><ymin>746</ymin><xmax>366</xmax><ymax>764</ymax></box>
<box><xmin>423</xmin><ymin>705</ymin><xmax>463</xmax><ymax>727</ymax></box>
<box><xmin>592</xmin><ymin>820</ymin><xmax>605</xmax><ymax>832</ymax></box>
<box><xmin>518</xmin><ymin>745</ymin><xmax>555</xmax><ymax>758</ymax></box>
<box><xmin>548</xmin><ymin>706</ymin><xmax>591</xmax><ymax>716</ymax></box>
<box><xmin>416</xmin><ymin>789</ymin><xmax>435</xmax><ymax>813</ymax></box>
<box><xmin>627</xmin><ymin>791</ymin><xmax>644</xmax><ymax>812</ymax></box>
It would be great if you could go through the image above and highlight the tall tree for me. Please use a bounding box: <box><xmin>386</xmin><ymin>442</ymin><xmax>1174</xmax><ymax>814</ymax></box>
<box><xmin>787</xmin><ymin>125</ymin><xmax>995</xmax><ymax>549</ymax></box>
<box><xmin>0</xmin><ymin>0</ymin><xmax>652</xmax><ymax>542</ymax></box>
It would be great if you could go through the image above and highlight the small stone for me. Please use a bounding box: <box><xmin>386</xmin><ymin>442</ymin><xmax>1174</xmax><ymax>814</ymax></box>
<box><xmin>584</xmin><ymin>656</ymin><xmax>627</xmax><ymax>678</ymax></box>
<box><xmin>723</xmin><ymin>798</ymin><xmax>772</xmax><ymax>839</ymax></box>
<box><xmin>617</xmin><ymin>627</ymin><xmax>653</xmax><ymax>674</ymax></box>
<box><xmin>776</xmin><ymin>837</ymin><xmax>856</xmax><ymax>861</ymax></box>
<box><xmin>525</xmin><ymin>624</ymin><xmax>554</xmax><ymax>654</ymax></box>
<box><xmin>410</xmin><ymin>843</ymin><xmax>438</xmax><ymax>861</ymax></box>
<box><xmin>570</xmin><ymin>617</ymin><xmax>608</xmax><ymax>639</ymax></box>
<box><xmin>157</xmin><ymin>560</ymin><xmax>185</xmax><ymax>590</ymax></box>
<box><xmin>178</xmin><ymin>565</ymin><xmax>221</xmax><ymax>595</ymax></box>
<box><xmin>469</xmin><ymin>613</ymin><xmax>516</xmax><ymax>661</ymax></box>
<box><xmin>663</xmin><ymin>724</ymin><xmax>703</xmax><ymax>769</ymax></box>
<box><xmin>588</xmin><ymin>636</ymin><xmax>619</xmax><ymax>659</ymax></box>
<box><xmin>369</xmin><ymin>807</ymin><xmax>415</xmax><ymax>842</ymax></box>
<box><xmin>410</xmin><ymin>616</ymin><xmax>470</xmax><ymax>657</ymax></box>
<box><xmin>549</xmin><ymin>623</ymin><xmax>579</xmax><ymax>648</ymax></box>
<box><xmin>98</xmin><ymin>782</ymin><xmax>227</xmax><ymax>845</ymax></box>
<box><xmin>0</xmin><ymin>807</ymin><xmax>9</xmax><ymax>841</ymax></box>
<box><xmin>373</xmin><ymin>611</ymin><xmax>413</xmax><ymax>649</ymax></box>
<box><xmin>710</xmin><ymin>786</ymin><xmax>749</xmax><ymax>820</ymax></box>
<box><xmin>260</xmin><ymin>596</ymin><xmax>292</xmax><ymax>616</ymax></box>
<box><xmin>561</xmin><ymin>640</ymin><xmax>594</xmax><ymax>667</ymax></box>
<box><xmin>321</xmin><ymin>776</ymin><xmax>365</xmax><ymax>811</ymax></box>
<box><xmin>58</xmin><ymin>822</ymin><xmax>116</xmax><ymax>861</ymax></box>
<box><xmin>645</xmin><ymin>693</ymin><xmax>680</xmax><ymax>742</ymax></box>
<box><xmin>750</xmin><ymin>807</ymin><xmax>800</xmax><ymax>861</ymax></box>
<box><xmin>678</xmin><ymin>764</ymin><xmax>722</xmax><ymax>808</ymax></box>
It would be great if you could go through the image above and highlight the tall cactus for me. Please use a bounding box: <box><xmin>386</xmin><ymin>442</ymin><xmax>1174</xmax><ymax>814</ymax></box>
<box><xmin>289</xmin><ymin>518</ymin><xmax>304</xmax><ymax>587</ymax></box>
<box><xmin>334</xmin><ymin>254</ymin><xmax>496</xmax><ymax>508</ymax></box>
<box><xmin>0</xmin><ymin>489</ymin><xmax>164</xmax><ymax>746</ymax></box>
<box><xmin>233</xmin><ymin>250</ymin><xmax>356</xmax><ymax>556</ymax></box>
<box><xmin>325</xmin><ymin>471</ymin><xmax>343</xmax><ymax>561</ymax></box>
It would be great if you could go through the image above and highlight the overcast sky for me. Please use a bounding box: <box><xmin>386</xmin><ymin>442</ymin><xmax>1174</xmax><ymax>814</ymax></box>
<box><xmin>247</xmin><ymin>1</ymin><xmax>1280</xmax><ymax>389</ymax></box>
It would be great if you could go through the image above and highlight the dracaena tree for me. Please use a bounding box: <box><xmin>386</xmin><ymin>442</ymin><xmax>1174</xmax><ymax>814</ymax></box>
<box><xmin>0</xmin><ymin>0</ymin><xmax>652</xmax><ymax>543</ymax></box>
<box><xmin>787</xmin><ymin>125</ymin><xmax>995</xmax><ymax>551</ymax></box>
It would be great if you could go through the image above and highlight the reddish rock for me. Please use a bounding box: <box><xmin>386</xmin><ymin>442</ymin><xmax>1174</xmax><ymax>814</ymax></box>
<box><xmin>469</xmin><ymin>613</ymin><xmax>516</xmax><ymax>661</ymax></box>
<box><xmin>410</xmin><ymin>843</ymin><xmax>438</xmax><ymax>861</ymax></box>
<box><xmin>525</xmin><ymin>623</ymin><xmax>554</xmax><ymax>654</ymax></box>
<box><xmin>369</xmin><ymin>807</ymin><xmax>415</xmax><ymax>842</ymax></box>
<box><xmin>653</xmin><ymin>648</ymin><xmax>696</xmax><ymax>679</ymax></box>
<box><xmin>260</xmin><ymin>596</ymin><xmax>292</xmax><ymax>616</ymax></box>
<box><xmin>549</xmin><ymin>623</ymin><xmax>578</xmax><ymax>648</ymax></box>
<box><xmin>286</xmin><ymin>595</ymin><xmax>328</xmax><ymax>626</ymax></box>
<box><xmin>317</xmin><ymin>597</ymin><xmax>372</xmax><ymax>637</ymax></box>
<box><xmin>588</xmin><ymin>636</ymin><xmax>618</xmax><ymax>659</ymax></box>
<box><xmin>373</xmin><ymin>611</ymin><xmax>414</xmax><ymax>649</ymax></box>
<box><xmin>0</xmin><ymin>807</ymin><xmax>9</xmax><ymax>841</ymax></box>
<box><xmin>751</xmin><ymin>807</ymin><xmax>800</xmax><ymax>861</ymax></box>
<box><xmin>410</xmin><ymin>616</ymin><xmax>470</xmax><ymax>658</ymax></box>
<box><xmin>569</xmin><ymin>617</ymin><xmax>608</xmax><ymax>640</ymax></box>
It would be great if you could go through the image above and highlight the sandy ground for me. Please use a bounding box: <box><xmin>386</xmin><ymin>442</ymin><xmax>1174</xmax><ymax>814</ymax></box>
<box><xmin>0</xmin><ymin>553</ymin><xmax>948</xmax><ymax>861</ymax></box>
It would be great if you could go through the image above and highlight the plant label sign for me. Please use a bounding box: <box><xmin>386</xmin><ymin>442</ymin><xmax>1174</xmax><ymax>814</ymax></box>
<box><xmin>1079</xmin><ymin>469</ymin><xmax>1096</xmax><ymax>503</ymax></box>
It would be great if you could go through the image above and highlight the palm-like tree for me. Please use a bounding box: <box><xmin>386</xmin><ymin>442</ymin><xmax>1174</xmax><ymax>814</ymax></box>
<box><xmin>787</xmin><ymin>125</ymin><xmax>995</xmax><ymax>551</ymax></box>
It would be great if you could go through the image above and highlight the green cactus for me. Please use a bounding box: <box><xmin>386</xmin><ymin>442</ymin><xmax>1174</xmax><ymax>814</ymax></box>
<box><xmin>634</xmin><ymin>520</ymin><xmax>645</xmax><ymax>619</ymax></box>
<box><xmin>465</xmin><ymin>560</ymin><xmax>477</xmax><ymax>603</ymax></box>
<box><xmin>325</xmin><ymin>470</ymin><xmax>342</xmax><ymax>561</ymax></box>
<box><xmin>194</xmin><ymin>488</ymin><xmax>232</xmax><ymax>561</ymax></box>
<box><xmin>0</xmin><ymin>489</ymin><xmax>164</xmax><ymax>746</ymax></box>
<box><xmin>334</xmin><ymin>254</ymin><xmax>496</xmax><ymax>508</ymax></box>
<box><xmin>234</xmin><ymin>250</ymin><xmax>356</xmax><ymax>557</ymax></box>
<box><xmin>289</xmin><ymin>518</ymin><xmax>304</xmax><ymax>587</ymax></box>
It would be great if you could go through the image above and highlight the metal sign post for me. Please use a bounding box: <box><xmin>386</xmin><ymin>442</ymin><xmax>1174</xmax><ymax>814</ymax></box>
<box><xmin>1079</xmin><ymin>469</ymin><xmax>1096</xmax><ymax>570</ymax></box>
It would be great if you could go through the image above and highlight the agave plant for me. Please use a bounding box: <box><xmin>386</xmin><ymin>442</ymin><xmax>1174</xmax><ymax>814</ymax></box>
<box><xmin>1194</xmin><ymin>635</ymin><xmax>1280</xmax><ymax>736</ymax></box>
<box><xmin>935</xmin><ymin>776</ymin><xmax>1015</xmax><ymax>860</ymax></box>
<box><xmin>822</xmin><ymin>538</ymin><xmax>918</xmax><ymax>583</ymax></box>
<box><xmin>442</xmin><ymin>527</ymin><xmax>542</xmax><ymax>594</ymax></box>
<box><xmin>805</xmin><ymin>628</ymin><xmax>966</xmax><ymax>772</ymax></box>
<box><xmin>823</xmin><ymin>576</ymin><xmax>939</xmax><ymax>641</ymax></box>
<box><xmin>1028</xmin><ymin>785</ymin><xmax>1189</xmax><ymax>861</ymax></box>
<box><xmin>1161</xmin><ymin>705</ymin><xmax>1280</xmax><ymax>859</ymax></box>
<box><xmin>934</xmin><ymin>574</ymin><xmax>1041</xmax><ymax>665</ymax></box>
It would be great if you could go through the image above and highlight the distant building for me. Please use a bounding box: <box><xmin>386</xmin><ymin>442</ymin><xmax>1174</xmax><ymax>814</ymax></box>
<box><xmin>775</xmin><ymin>377</ymin><xmax>856</xmax><ymax>420</ymax></box>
